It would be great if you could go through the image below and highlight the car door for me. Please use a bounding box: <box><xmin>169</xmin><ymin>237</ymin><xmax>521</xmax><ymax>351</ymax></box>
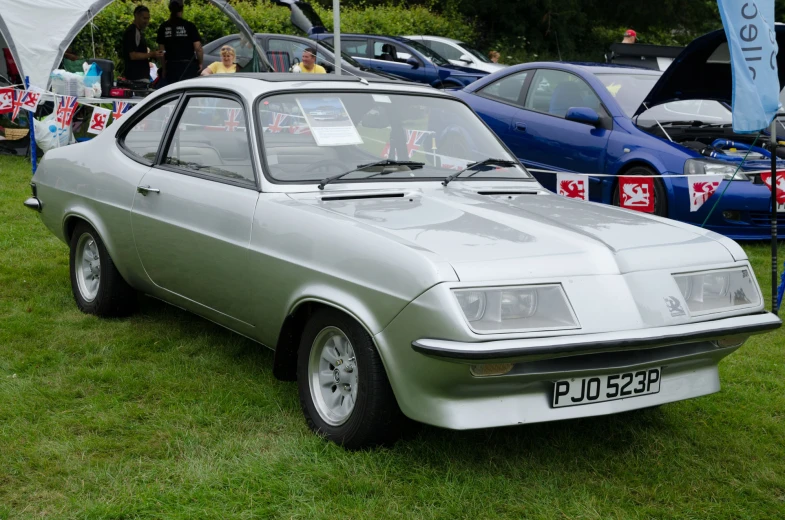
<box><xmin>369</xmin><ymin>39</ymin><xmax>424</xmax><ymax>82</ymax></box>
<box><xmin>471</xmin><ymin>69</ymin><xmax>532</xmax><ymax>140</ymax></box>
<box><xmin>129</xmin><ymin>91</ymin><xmax>260</xmax><ymax>325</ymax></box>
<box><xmin>509</xmin><ymin>68</ymin><xmax>612</xmax><ymax>192</ymax></box>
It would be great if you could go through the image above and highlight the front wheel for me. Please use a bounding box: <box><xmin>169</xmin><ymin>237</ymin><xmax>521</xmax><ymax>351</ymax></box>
<box><xmin>69</xmin><ymin>222</ymin><xmax>136</xmax><ymax>317</ymax></box>
<box><xmin>612</xmin><ymin>166</ymin><xmax>669</xmax><ymax>217</ymax></box>
<box><xmin>297</xmin><ymin>308</ymin><xmax>404</xmax><ymax>449</ymax></box>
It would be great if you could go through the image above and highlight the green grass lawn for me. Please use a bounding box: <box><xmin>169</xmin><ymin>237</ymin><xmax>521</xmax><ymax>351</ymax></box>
<box><xmin>1</xmin><ymin>154</ymin><xmax>784</xmax><ymax>519</ymax></box>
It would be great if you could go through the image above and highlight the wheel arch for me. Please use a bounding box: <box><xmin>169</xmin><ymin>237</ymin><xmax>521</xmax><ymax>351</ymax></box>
<box><xmin>273</xmin><ymin>298</ymin><xmax>380</xmax><ymax>381</ymax></box>
<box><xmin>610</xmin><ymin>160</ymin><xmax>673</xmax><ymax>216</ymax></box>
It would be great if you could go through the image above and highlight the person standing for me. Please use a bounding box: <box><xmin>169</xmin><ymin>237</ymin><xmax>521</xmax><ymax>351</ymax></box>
<box><xmin>622</xmin><ymin>29</ymin><xmax>637</xmax><ymax>44</ymax></box>
<box><xmin>488</xmin><ymin>50</ymin><xmax>500</xmax><ymax>63</ymax></box>
<box><xmin>122</xmin><ymin>5</ymin><xmax>162</xmax><ymax>81</ymax></box>
<box><xmin>156</xmin><ymin>0</ymin><xmax>203</xmax><ymax>84</ymax></box>
<box><xmin>295</xmin><ymin>48</ymin><xmax>326</xmax><ymax>74</ymax></box>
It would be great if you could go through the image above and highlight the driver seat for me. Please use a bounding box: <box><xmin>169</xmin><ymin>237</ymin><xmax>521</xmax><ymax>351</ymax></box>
<box><xmin>380</xmin><ymin>44</ymin><xmax>398</xmax><ymax>62</ymax></box>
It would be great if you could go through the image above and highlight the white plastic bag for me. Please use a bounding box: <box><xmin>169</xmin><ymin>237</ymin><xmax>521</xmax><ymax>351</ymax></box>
<box><xmin>34</xmin><ymin>112</ymin><xmax>72</xmax><ymax>153</ymax></box>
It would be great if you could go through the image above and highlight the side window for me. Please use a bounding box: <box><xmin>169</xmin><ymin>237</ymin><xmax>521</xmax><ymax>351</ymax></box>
<box><xmin>524</xmin><ymin>69</ymin><xmax>603</xmax><ymax>117</ymax></box>
<box><xmin>428</xmin><ymin>41</ymin><xmax>463</xmax><ymax>61</ymax></box>
<box><xmin>342</xmin><ymin>39</ymin><xmax>369</xmax><ymax>58</ymax></box>
<box><xmin>164</xmin><ymin>96</ymin><xmax>255</xmax><ymax>185</ymax></box>
<box><xmin>479</xmin><ymin>71</ymin><xmax>529</xmax><ymax>105</ymax></box>
<box><xmin>121</xmin><ymin>99</ymin><xmax>178</xmax><ymax>164</ymax></box>
<box><xmin>373</xmin><ymin>41</ymin><xmax>408</xmax><ymax>62</ymax></box>
<box><xmin>226</xmin><ymin>37</ymin><xmax>253</xmax><ymax>60</ymax></box>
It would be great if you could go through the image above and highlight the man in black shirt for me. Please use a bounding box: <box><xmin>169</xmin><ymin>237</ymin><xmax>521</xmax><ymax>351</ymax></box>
<box><xmin>121</xmin><ymin>5</ymin><xmax>162</xmax><ymax>81</ymax></box>
<box><xmin>156</xmin><ymin>0</ymin><xmax>203</xmax><ymax>84</ymax></box>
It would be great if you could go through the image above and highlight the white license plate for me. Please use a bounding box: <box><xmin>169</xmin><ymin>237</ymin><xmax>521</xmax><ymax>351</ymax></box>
<box><xmin>552</xmin><ymin>368</ymin><xmax>662</xmax><ymax>408</ymax></box>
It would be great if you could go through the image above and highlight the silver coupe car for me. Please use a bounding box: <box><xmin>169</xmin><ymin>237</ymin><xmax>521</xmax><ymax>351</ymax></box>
<box><xmin>24</xmin><ymin>74</ymin><xmax>781</xmax><ymax>448</ymax></box>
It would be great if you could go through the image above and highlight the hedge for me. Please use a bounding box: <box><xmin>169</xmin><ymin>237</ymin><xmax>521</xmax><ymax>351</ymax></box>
<box><xmin>69</xmin><ymin>0</ymin><xmax>478</xmax><ymax>75</ymax></box>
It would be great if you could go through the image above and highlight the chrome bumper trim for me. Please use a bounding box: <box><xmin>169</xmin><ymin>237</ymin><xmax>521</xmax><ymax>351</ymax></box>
<box><xmin>412</xmin><ymin>312</ymin><xmax>781</xmax><ymax>362</ymax></box>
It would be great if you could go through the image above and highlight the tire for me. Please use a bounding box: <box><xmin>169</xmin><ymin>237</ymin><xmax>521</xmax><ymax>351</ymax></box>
<box><xmin>297</xmin><ymin>308</ymin><xmax>404</xmax><ymax>449</ymax></box>
<box><xmin>69</xmin><ymin>222</ymin><xmax>136</xmax><ymax>317</ymax></box>
<box><xmin>612</xmin><ymin>165</ymin><xmax>669</xmax><ymax>217</ymax></box>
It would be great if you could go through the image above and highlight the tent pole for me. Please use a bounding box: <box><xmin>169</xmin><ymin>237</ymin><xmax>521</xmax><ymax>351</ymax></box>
<box><xmin>26</xmin><ymin>76</ymin><xmax>36</xmax><ymax>175</ymax></box>
<box><xmin>771</xmin><ymin>118</ymin><xmax>778</xmax><ymax>313</ymax></box>
<box><xmin>333</xmin><ymin>0</ymin><xmax>341</xmax><ymax>75</ymax></box>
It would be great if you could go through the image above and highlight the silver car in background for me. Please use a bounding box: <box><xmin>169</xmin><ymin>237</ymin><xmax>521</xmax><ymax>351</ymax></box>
<box><xmin>404</xmin><ymin>35</ymin><xmax>508</xmax><ymax>73</ymax></box>
<box><xmin>25</xmin><ymin>74</ymin><xmax>780</xmax><ymax>448</ymax></box>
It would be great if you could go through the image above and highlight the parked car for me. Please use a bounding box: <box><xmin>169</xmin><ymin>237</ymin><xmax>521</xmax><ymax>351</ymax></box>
<box><xmin>453</xmin><ymin>26</ymin><xmax>785</xmax><ymax>240</ymax></box>
<box><xmin>269</xmin><ymin>0</ymin><xmax>487</xmax><ymax>88</ymax></box>
<box><xmin>404</xmin><ymin>35</ymin><xmax>507</xmax><ymax>73</ymax></box>
<box><xmin>311</xmin><ymin>33</ymin><xmax>487</xmax><ymax>88</ymax></box>
<box><xmin>203</xmin><ymin>33</ymin><xmax>402</xmax><ymax>80</ymax></box>
<box><xmin>24</xmin><ymin>73</ymin><xmax>780</xmax><ymax>448</ymax></box>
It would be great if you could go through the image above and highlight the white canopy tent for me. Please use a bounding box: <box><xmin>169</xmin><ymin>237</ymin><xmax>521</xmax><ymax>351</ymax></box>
<box><xmin>0</xmin><ymin>0</ymin><xmax>270</xmax><ymax>90</ymax></box>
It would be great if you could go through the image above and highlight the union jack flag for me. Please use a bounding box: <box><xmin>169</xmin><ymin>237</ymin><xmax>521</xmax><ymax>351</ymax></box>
<box><xmin>223</xmin><ymin>108</ymin><xmax>242</xmax><ymax>132</ymax></box>
<box><xmin>10</xmin><ymin>89</ymin><xmax>25</xmax><ymax>121</ymax></box>
<box><xmin>55</xmin><ymin>95</ymin><xmax>78</xmax><ymax>129</ymax></box>
<box><xmin>405</xmin><ymin>129</ymin><xmax>430</xmax><ymax>158</ymax></box>
<box><xmin>112</xmin><ymin>101</ymin><xmax>131</xmax><ymax>121</ymax></box>
<box><xmin>266</xmin><ymin>112</ymin><xmax>288</xmax><ymax>133</ymax></box>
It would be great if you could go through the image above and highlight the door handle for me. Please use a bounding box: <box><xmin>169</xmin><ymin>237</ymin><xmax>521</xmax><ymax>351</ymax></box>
<box><xmin>514</xmin><ymin>122</ymin><xmax>527</xmax><ymax>132</ymax></box>
<box><xmin>136</xmin><ymin>185</ymin><xmax>160</xmax><ymax>196</ymax></box>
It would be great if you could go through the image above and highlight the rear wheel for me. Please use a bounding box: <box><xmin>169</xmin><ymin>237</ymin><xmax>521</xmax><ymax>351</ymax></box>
<box><xmin>297</xmin><ymin>308</ymin><xmax>404</xmax><ymax>449</ymax></box>
<box><xmin>612</xmin><ymin>165</ymin><xmax>669</xmax><ymax>217</ymax></box>
<box><xmin>69</xmin><ymin>222</ymin><xmax>136</xmax><ymax>317</ymax></box>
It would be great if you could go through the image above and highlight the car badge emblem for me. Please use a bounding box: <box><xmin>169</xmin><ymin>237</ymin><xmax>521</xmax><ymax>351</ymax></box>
<box><xmin>664</xmin><ymin>296</ymin><xmax>686</xmax><ymax>317</ymax></box>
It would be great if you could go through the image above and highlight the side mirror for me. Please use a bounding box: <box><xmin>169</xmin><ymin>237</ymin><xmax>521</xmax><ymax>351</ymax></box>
<box><xmin>459</xmin><ymin>54</ymin><xmax>473</xmax><ymax>64</ymax></box>
<box><xmin>406</xmin><ymin>57</ymin><xmax>420</xmax><ymax>69</ymax></box>
<box><xmin>565</xmin><ymin>107</ymin><xmax>601</xmax><ymax>126</ymax></box>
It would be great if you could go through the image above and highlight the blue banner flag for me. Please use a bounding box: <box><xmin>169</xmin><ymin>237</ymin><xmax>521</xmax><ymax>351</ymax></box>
<box><xmin>717</xmin><ymin>0</ymin><xmax>780</xmax><ymax>133</ymax></box>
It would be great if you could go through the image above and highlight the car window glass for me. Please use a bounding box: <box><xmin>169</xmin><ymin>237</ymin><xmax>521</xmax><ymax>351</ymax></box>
<box><xmin>637</xmin><ymin>100</ymin><xmax>732</xmax><ymax>127</ymax></box>
<box><xmin>525</xmin><ymin>69</ymin><xmax>603</xmax><ymax>117</ymax></box>
<box><xmin>373</xmin><ymin>41</ymin><xmax>410</xmax><ymax>62</ymax></box>
<box><xmin>480</xmin><ymin>71</ymin><xmax>529</xmax><ymax>105</ymax></box>
<box><xmin>270</xmin><ymin>39</ymin><xmax>310</xmax><ymax>67</ymax></box>
<box><xmin>342</xmin><ymin>39</ymin><xmax>369</xmax><ymax>58</ymax></box>
<box><xmin>227</xmin><ymin>37</ymin><xmax>253</xmax><ymax>60</ymax></box>
<box><xmin>164</xmin><ymin>96</ymin><xmax>254</xmax><ymax>185</ymax></box>
<box><xmin>258</xmin><ymin>92</ymin><xmax>530</xmax><ymax>183</ymax></box>
<box><xmin>428</xmin><ymin>41</ymin><xmax>464</xmax><ymax>61</ymax></box>
<box><xmin>122</xmin><ymin>99</ymin><xmax>178</xmax><ymax>163</ymax></box>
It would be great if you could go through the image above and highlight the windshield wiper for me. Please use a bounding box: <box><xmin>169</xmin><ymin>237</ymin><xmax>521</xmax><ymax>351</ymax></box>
<box><xmin>317</xmin><ymin>159</ymin><xmax>425</xmax><ymax>190</ymax></box>
<box><xmin>441</xmin><ymin>158</ymin><xmax>518</xmax><ymax>186</ymax></box>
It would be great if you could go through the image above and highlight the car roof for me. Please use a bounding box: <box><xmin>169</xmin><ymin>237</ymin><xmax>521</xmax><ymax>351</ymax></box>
<box><xmin>405</xmin><ymin>35</ymin><xmax>462</xmax><ymax>44</ymax></box>
<box><xmin>157</xmin><ymin>73</ymin><xmax>440</xmax><ymax>96</ymax></box>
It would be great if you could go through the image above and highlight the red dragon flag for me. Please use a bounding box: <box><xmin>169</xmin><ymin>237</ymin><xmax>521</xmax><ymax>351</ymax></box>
<box><xmin>19</xmin><ymin>88</ymin><xmax>42</xmax><ymax>112</ymax></box>
<box><xmin>87</xmin><ymin>107</ymin><xmax>111</xmax><ymax>135</ymax></box>
<box><xmin>556</xmin><ymin>173</ymin><xmax>589</xmax><ymax>201</ymax></box>
<box><xmin>687</xmin><ymin>175</ymin><xmax>723</xmax><ymax>212</ymax></box>
<box><xmin>760</xmin><ymin>171</ymin><xmax>785</xmax><ymax>212</ymax></box>
<box><xmin>618</xmin><ymin>176</ymin><xmax>654</xmax><ymax>213</ymax></box>
<box><xmin>0</xmin><ymin>88</ymin><xmax>12</xmax><ymax>114</ymax></box>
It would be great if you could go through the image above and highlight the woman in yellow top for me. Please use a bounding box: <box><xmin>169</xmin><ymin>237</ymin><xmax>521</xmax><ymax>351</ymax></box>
<box><xmin>201</xmin><ymin>46</ymin><xmax>237</xmax><ymax>75</ymax></box>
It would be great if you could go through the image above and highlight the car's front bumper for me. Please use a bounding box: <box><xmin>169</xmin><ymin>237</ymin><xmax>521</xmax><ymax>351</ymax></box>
<box><xmin>374</xmin><ymin>283</ymin><xmax>781</xmax><ymax>430</ymax></box>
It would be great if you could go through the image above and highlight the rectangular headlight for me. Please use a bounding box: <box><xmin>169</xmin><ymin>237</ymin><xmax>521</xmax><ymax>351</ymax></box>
<box><xmin>673</xmin><ymin>267</ymin><xmax>761</xmax><ymax>315</ymax></box>
<box><xmin>683</xmin><ymin>158</ymin><xmax>748</xmax><ymax>180</ymax></box>
<box><xmin>453</xmin><ymin>285</ymin><xmax>579</xmax><ymax>333</ymax></box>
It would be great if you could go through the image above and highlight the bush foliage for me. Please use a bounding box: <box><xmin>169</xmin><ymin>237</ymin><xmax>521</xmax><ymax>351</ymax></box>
<box><xmin>70</xmin><ymin>0</ymin><xmax>476</xmax><ymax>75</ymax></box>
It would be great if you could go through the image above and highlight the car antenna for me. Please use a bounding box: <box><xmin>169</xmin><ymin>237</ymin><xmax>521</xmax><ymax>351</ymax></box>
<box><xmin>642</xmin><ymin>102</ymin><xmax>673</xmax><ymax>142</ymax></box>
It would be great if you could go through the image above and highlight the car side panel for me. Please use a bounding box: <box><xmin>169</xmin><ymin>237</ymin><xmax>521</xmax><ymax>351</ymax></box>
<box><xmin>34</xmin><ymin>140</ymin><xmax>152</xmax><ymax>291</ymax></box>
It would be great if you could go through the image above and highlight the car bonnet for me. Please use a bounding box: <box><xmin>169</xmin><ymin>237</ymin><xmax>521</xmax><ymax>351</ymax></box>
<box><xmin>633</xmin><ymin>25</ymin><xmax>785</xmax><ymax>117</ymax></box>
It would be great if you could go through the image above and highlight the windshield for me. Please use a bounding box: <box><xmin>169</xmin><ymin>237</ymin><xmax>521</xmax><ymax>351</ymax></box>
<box><xmin>596</xmin><ymin>73</ymin><xmax>660</xmax><ymax>117</ymax></box>
<box><xmin>399</xmin><ymin>39</ymin><xmax>449</xmax><ymax>66</ymax></box>
<box><xmin>596</xmin><ymin>72</ymin><xmax>732</xmax><ymax>125</ymax></box>
<box><xmin>258</xmin><ymin>92</ymin><xmax>529</xmax><ymax>183</ymax></box>
<box><xmin>459</xmin><ymin>43</ymin><xmax>491</xmax><ymax>63</ymax></box>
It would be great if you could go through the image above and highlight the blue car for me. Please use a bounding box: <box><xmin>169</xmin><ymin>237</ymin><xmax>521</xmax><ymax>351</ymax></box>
<box><xmin>453</xmin><ymin>27</ymin><xmax>785</xmax><ymax>240</ymax></box>
<box><xmin>272</xmin><ymin>0</ymin><xmax>487</xmax><ymax>88</ymax></box>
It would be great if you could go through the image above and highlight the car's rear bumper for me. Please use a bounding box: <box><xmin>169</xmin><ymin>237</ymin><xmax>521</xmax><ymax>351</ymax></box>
<box><xmin>376</xmin><ymin>305</ymin><xmax>780</xmax><ymax>430</ymax></box>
